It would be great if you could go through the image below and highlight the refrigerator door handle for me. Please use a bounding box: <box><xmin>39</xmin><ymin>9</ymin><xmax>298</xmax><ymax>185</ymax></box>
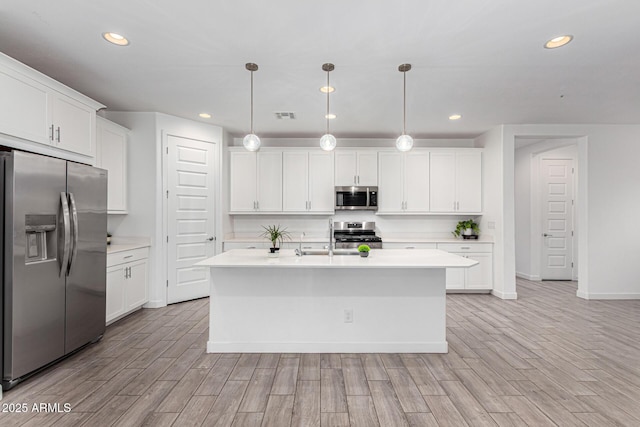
<box><xmin>67</xmin><ymin>192</ymin><xmax>79</xmax><ymax>275</ymax></box>
<box><xmin>59</xmin><ymin>192</ymin><xmax>71</xmax><ymax>277</ymax></box>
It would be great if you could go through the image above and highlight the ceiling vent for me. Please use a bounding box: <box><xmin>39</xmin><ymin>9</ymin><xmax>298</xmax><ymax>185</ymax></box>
<box><xmin>274</xmin><ymin>112</ymin><xmax>296</xmax><ymax>120</ymax></box>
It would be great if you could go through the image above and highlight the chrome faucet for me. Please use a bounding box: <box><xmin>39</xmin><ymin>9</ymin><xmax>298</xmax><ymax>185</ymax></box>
<box><xmin>328</xmin><ymin>219</ymin><xmax>334</xmax><ymax>257</ymax></box>
<box><xmin>295</xmin><ymin>232</ymin><xmax>305</xmax><ymax>257</ymax></box>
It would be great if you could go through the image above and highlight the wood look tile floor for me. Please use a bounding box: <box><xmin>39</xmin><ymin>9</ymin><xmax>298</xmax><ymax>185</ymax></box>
<box><xmin>2</xmin><ymin>278</ymin><xmax>640</xmax><ymax>426</ymax></box>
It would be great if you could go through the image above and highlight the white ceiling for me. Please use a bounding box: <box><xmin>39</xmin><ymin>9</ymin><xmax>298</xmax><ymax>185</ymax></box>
<box><xmin>1</xmin><ymin>1</ymin><xmax>639</xmax><ymax>139</ymax></box>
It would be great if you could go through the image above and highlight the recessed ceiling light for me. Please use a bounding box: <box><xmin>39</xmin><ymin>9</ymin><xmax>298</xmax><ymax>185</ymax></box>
<box><xmin>325</xmin><ymin>113</ymin><xmax>336</xmax><ymax>119</ymax></box>
<box><xmin>449</xmin><ymin>114</ymin><xmax>462</xmax><ymax>120</ymax></box>
<box><xmin>320</xmin><ymin>86</ymin><xmax>335</xmax><ymax>93</ymax></box>
<box><xmin>199</xmin><ymin>113</ymin><xmax>212</xmax><ymax>119</ymax></box>
<box><xmin>544</xmin><ymin>35</ymin><xmax>573</xmax><ymax>49</ymax></box>
<box><xmin>102</xmin><ymin>32</ymin><xmax>129</xmax><ymax>46</ymax></box>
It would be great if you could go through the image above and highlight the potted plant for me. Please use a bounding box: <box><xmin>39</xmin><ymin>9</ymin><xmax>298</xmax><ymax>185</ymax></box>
<box><xmin>358</xmin><ymin>244</ymin><xmax>370</xmax><ymax>257</ymax></box>
<box><xmin>260</xmin><ymin>224</ymin><xmax>291</xmax><ymax>254</ymax></box>
<box><xmin>453</xmin><ymin>219</ymin><xmax>480</xmax><ymax>239</ymax></box>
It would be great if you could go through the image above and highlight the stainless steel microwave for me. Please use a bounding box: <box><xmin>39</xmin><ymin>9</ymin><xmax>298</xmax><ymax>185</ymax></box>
<box><xmin>335</xmin><ymin>186</ymin><xmax>378</xmax><ymax>211</ymax></box>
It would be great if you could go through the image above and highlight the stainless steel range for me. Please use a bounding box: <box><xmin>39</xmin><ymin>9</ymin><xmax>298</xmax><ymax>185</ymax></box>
<box><xmin>333</xmin><ymin>221</ymin><xmax>382</xmax><ymax>249</ymax></box>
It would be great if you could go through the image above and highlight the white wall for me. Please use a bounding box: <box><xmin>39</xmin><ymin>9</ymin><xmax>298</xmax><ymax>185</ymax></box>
<box><xmin>231</xmin><ymin>137</ymin><xmax>475</xmax><ymax>149</ymax></box>
<box><xmin>474</xmin><ymin>126</ymin><xmax>517</xmax><ymax>299</ymax></box>
<box><xmin>515</xmin><ymin>140</ymin><xmax>578</xmax><ymax>280</ymax></box>
<box><xmin>503</xmin><ymin>124</ymin><xmax>640</xmax><ymax>299</ymax></box>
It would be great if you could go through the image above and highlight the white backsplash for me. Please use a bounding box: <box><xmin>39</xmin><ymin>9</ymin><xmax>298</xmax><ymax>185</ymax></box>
<box><xmin>229</xmin><ymin>211</ymin><xmax>479</xmax><ymax>240</ymax></box>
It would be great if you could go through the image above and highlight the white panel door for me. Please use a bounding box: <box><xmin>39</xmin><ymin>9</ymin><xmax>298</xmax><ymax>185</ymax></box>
<box><xmin>541</xmin><ymin>158</ymin><xmax>574</xmax><ymax>280</ymax></box>
<box><xmin>378</xmin><ymin>152</ymin><xmax>404</xmax><ymax>213</ymax></box>
<box><xmin>357</xmin><ymin>151</ymin><xmax>379</xmax><ymax>186</ymax></box>
<box><xmin>167</xmin><ymin>135</ymin><xmax>216</xmax><ymax>304</ymax></box>
<box><xmin>308</xmin><ymin>152</ymin><xmax>334</xmax><ymax>212</ymax></box>
<box><xmin>334</xmin><ymin>151</ymin><xmax>357</xmax><ymax>186</ymax></box>
<box><xmin>456</xmin><ymin>151</ymin><xmax>482</xmax><ymax>212</ymax></box>
<box><xmin>282</xmin><ymin>151</ymin><xmax>308</xmax><ymax>211</ymax></box>
<box><xmin>229</xmin><ymin>151</ymin><xmax>257</xmax><ymax>212</ymax></box>
<box><xmin>404</xmin><ymin>151</ymin><xmax>430</xmax><ymax>212</ymax></box>
<box><xmin>429</xmin><ymin>151</ymin><xmax>456</xmax><ymax>212</ymax></box>
<box><xmin>256</xmin><ymin>151</ymin><xmax>282</xmax><ymax>212</ymax></box>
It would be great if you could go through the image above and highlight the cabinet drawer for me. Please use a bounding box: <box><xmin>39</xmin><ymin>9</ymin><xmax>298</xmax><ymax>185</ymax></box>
<box><xmin>107</xmin><ymin>247</ymin><xmax>149</xmax><ymax>266</ymax></box>
<box><xmin>437</xmin><ymin>243</ymin><xmax>492</xmax><ymax>253</ymax></box>
<box><xmin>223</xmin><ymin>242</ymin><xmax>269</xmax><ymax>251</ymax></box>
<box><xmin>383</xmin><ymin>242</ymin><xmax>437</xmax><ymax>249</ymax></box>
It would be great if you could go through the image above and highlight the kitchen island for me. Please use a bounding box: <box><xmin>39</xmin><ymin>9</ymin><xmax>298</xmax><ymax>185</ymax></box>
<box><xmin>196</xmin><ymin>249</ymin><xmax>477</xmax><ymax>353</ymax></box>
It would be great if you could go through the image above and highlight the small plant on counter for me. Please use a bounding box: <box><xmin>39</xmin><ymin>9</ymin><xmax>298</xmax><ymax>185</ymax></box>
<box><xmin>260</xmin><ymin>225</ymin><xmax>291</xmax><ymax>252</ymax></box>
<box><xmin>358</xmin><ymin>244</ymin><xmax>370</xmax><ymax>257</ymax></box>
<box><xmin>453</xmin><ymin>219</ymin><xmax>480</xmax><ymax>239</ymax></box>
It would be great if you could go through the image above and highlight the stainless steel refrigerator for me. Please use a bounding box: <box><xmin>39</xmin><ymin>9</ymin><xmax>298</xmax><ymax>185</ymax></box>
<box><xmin>0</xmin><ymin>149</ymin><xmax>107</xmax><ymax>390</ymax></box>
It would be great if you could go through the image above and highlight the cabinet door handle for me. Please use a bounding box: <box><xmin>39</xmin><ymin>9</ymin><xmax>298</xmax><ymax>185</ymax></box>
<box><xmin>308</xmin><ymin>201</ymin><xmax>311</xmax><ymax>210</ymax></box>
<box><xmin>354</xmin><ymin>175</ymin><xmax>357</xmax><ymax>185</ymax></box>
<box><xmin>56</xmin><ymin>127</ymin><xmax>61</xmax><ymax>142</ymax></box>
<box><xmin>406</xmin><ymin>246</ymin><xmax>415</xmax><ymax>249</ymax></box>
<box><xmin>247</xmin><ymin>246</ymin><xmax>256</xmax><ymax>249</ymax></box>
<box><xmin>124</xmin><ymin>255</ymin><xmax>134</xmax><ymax>259</ymax></box>
<box><xmin>457</xmin><ymin>201</ymin><xmax>460</xmax><ymax>211</ymax></box>
<box><xmin>357</xmin><ymin>175</ymin><xmax>360</xmax><ymax>184</ymax></box>
<box><xmin>50</xmin><ymin>125</ymin><xmax>55</xmax><ymax>141</ymax></box>
<box><xmin>256</xmin><ymin>201</ymin><xmax>259</xmax><ymax>210</ymax></box>
<box><xmin>460</xmin><ymin>246</ymin><xmax>471</xmax><ymax>250</ymax></box>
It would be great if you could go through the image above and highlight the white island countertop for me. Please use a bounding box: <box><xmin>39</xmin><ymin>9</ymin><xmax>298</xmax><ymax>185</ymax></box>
<box><xmin>196</xmin><ymin>248</ymin><xmax>478</xmax><ymax>269</ymax></box>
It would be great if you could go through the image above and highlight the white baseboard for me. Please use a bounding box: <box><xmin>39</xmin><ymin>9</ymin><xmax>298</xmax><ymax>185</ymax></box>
<box><xmin>207</xmin><ymin>341</ymin><xmax>449</xmax><ymax>353</ymax></box>
<box><xmin>516</xmin><ymin>272</ymin><xmax>541</xmax><ymax>281</ymax></box>
<box><xmin>491</xmin><ymin>289</ymin><xmax>518</xmax><ymax>300</ymax></box>
<box><xmin>576</xmin><ymin>291</ymin><xmax>640</xmax><ymax>300</ymax></box>
<box><xmin>143</xmin><ymin>299</ymin><xmax>167</xmax><ymax>309</ymax></box>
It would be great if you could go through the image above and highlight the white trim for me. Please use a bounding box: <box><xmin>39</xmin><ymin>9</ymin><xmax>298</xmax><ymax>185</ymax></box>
<box><xmin>516</xmin><ymin>272</ymin><xmax>540</xmax><ymax>281</ymax></box>
<box><xmin>207</xmin><ymin>341</ymin><xmax>448</xmax><ymax>353</ymax></box>
<box><xmin>577</xmin><ymin>291</ymin><xmax>640</xmax><ymax>300</ymax></box>
<box><xmin>491</xmin><ymin>289</ymin><xmax>518</xmax><ymax>299</ymax></box>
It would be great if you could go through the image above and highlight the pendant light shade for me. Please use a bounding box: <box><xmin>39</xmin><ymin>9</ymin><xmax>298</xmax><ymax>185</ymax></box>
<box><xmin>243</xmin><ymin>63</ymin><xmax>261</xmax><ymax>152</ymax></box>
<box><xmin>320</xmin><ymin>63</ymin><xmax>336</xmax><ymax>151</ymax></box>
<box><xmin>396</xmin><ymin>63</ymin><xmax>413</xmax><ymax>152</ymax></box>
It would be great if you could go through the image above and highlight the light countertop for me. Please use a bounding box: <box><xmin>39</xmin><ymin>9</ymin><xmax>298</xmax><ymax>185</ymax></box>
<box><xmin>196</xmin><ymin>248</ymin><xmax>478</xmax><ymax>269</ymax></box>
<box><xmin>224</xmin><ymin>234</ymin><xmax>493</xmax><ymax>244</ymax></box>
<box><xmin>107</xmin><ymin>237</ymin><xmax>151</xmax><ymax>254</ymax></box>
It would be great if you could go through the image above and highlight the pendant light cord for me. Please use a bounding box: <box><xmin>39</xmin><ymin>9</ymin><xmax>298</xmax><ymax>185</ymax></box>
<box><xmin>402</xmin><ymin>69</ymin><xmax>406</xmax><ymax>135</ymax></box>
<box><xmin>326</xmin><ymin>69</ymin><xmax>330</xmax><ymax>134</ymax></box>
<box><xmin>250</xmin><ymin>69</ymin><xmax>254</xmax><ymax>134</ymax></box>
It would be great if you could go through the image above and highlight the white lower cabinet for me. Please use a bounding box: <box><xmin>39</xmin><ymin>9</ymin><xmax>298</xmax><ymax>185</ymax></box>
<box><xmin>437</xmin><ymin>243</ymin><xmax>493</xmax><ymax>291</ymax></box>
<box><xmin>106</xmin><ymin>247</ymin><xmax>149</xmax><ymax>324</ymax></box>
<box><xmin>382</xmin><ymin>243</ymin><xmax>437</xmax><ymax>249</ymax></box>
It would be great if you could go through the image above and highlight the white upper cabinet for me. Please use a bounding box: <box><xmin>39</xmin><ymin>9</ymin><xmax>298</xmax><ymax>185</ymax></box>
<box><xmin>96</xmin><ymin>117</ymin><xmax>128</xmax><ymax>214</ymax></box>
<box><xmin>0</xmin><ymin>67</ymin><xmax>51</xmax><ymax>144</ymax></box>
<box><xmin>378</xmin><ymin>150</ymin><xmax>430</xmax><ymax>214</ymax></box>
<box><xmin>50</xmin><ymin>92</ymin><xmax>96</xmax><ymax>157</ymax></box>
<box><xmin>334</xmin><ymin>150</ymin><xmax>378</xmax><ymax>186</ymax></box>
<box><xmin>229</xmin><ymin>150</ymin><xmax>282</xmax><ymax>213</ymax></box>
<box><xmin>283</xmin><ymin>150</ymin><xmax>334</xmax><ymax>213</ymax></box>
<box><xmin>0</xmin><ymin>52</ymin><xmax>104</xmax><ymax>161</ymax></box>
<box><xmin>430</xmin><ymin>149</ymin><xmax>482</xmax><ymax>213</ymax></box>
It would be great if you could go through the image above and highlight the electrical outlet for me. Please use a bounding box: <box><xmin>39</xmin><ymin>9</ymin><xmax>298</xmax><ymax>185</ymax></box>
<box><xmin>344</xmin><ymin>309</ymin><xmax>353</xmax><ymax>323</ymax></box>
<box><xmin>488</xmin><ymin>221</ymin><xmax>496</xmax><ymax>230</ymax></box>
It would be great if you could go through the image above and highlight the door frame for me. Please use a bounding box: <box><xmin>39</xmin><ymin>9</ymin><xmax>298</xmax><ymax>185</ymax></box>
<box><xmin>161</xmin><ymin>130</ymin><xmax>222</xmax><ymax>304</ymax></box>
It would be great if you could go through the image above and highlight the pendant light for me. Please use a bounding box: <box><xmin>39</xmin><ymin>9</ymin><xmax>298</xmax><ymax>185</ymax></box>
<box><xmin>319</xmin><ymin>63</ymin><xmax>337</xmax><ymax>151</ymax></box>
<box><xmin>396</xmin><ymin>63</ymin><xmax>413</xmax><ymax>152</ymax></box>
<box><xmin>243</xmin><ymin>63</ymin><xmax>261</xmax><ymax>151</ymax></box>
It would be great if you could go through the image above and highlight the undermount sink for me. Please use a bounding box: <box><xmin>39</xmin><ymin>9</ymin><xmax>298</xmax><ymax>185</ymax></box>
<box><xmin>298</xmin><ymin>248</ymin><xmax>360</xmax><ymax>256</ymax></box>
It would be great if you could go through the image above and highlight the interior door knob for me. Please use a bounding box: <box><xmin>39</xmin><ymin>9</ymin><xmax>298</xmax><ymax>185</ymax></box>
<box><xmin>543</xmin><ymin>233</ymin><xmax>553</xmax><ymax>237</ymax></box>
<box><xmin>207</xmin><ymin>237</ymin><xmax>214</xmax><ymax>241</ymax></box>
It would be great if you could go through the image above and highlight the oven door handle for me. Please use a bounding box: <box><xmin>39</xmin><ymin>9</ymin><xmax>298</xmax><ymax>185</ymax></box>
<box><xmin>366</xmin><ymin>189</ymin><xmax>370</xmax><ymax>208</ymax></box>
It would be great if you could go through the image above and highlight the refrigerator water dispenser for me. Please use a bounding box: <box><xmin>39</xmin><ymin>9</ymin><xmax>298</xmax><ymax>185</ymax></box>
<box><xmin>24</xmin><ymin>214</ymin><xmax>56</xmax><ymax>264</ymax></box>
